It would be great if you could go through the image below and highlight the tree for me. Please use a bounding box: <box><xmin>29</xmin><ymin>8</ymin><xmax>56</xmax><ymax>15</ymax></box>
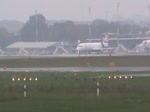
<box><xmin>20</xmin><ymin>14</ymin><xmax>49</xmax><ymax>42</ymax></box>
<box><xmin>92</xmin><ymin>19</ymin><xmax>110</xmax><ymax>38</ymax></box>
<box><xmin>50</xmin><ymin>21</ymin><xmax>80</xmax><ymax>42</ymax></box>
<box><xmin>0</xmin><ymin>28</ymin><xmax>14</xmax><ymax>49</ymax></box>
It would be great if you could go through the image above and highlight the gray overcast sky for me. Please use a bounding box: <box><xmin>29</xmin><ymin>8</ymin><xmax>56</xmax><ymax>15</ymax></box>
<box><xmin>0</xmin><ymin>0</ymin><xmax>150</xmax><ymax>22</ymax></box>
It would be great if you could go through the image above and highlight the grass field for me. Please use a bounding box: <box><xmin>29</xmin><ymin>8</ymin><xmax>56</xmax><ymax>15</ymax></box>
<box><xmin>0</xmin><ymin>55</ymin><xmax>150</xmax><ymax>67</ymax></box>
<box><xmin>0</xmin><ymin>71</ymin><xmax>150</xmax><ymax>112</ymax></box>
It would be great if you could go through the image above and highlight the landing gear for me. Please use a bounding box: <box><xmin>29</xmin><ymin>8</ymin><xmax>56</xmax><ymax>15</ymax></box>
<box><xmin>77</xmin><ymin>51</ymin><xmax>80</xmax><ymax>56</ymax></box>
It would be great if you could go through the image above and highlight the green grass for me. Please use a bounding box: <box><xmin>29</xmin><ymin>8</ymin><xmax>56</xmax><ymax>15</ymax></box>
<box><xmin>0</xmin><ymin>71</ymin><xmax>150</xmax><ymax>112</ymax></box>
<box><xmin>0</xmin><ymin>55</ymin><xmax>150</xmax><ymax>67</ymax></box>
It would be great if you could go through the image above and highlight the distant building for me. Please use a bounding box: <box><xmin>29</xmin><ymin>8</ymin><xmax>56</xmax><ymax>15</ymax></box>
<box><xmin>6</xmin><ymin>42</ymin><xmax>72</xmax><ymax>55</ymax></box>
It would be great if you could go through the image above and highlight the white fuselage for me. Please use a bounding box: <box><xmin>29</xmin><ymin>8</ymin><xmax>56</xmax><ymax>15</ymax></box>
<box><xmin>143</xmin><ymin>40</ymin><xmax>150</xmax><ymax>48</ymax></box>
<box><xmin>76</xmin><ymin>42</ymin><xmax>108</xmax><ymax>53</ymax></box>
<box><xmin>138</xmin><ymin>40</ymin><xmax>150</xmax><ymax>52</ymax></box>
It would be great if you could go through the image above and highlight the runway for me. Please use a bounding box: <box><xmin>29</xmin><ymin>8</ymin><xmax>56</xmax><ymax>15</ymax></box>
<box><xmin>0</xmin><ymin>67</ymin><xmax>150</xmax><ymax>72</ymax></box>
<box><xmin>0</xmin><ymin>53</ymin><xmax>150</xmax><ymax>59</ymax></box>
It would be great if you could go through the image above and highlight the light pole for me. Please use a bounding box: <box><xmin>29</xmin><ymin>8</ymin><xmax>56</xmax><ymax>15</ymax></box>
<box><xmin>35</xmin><ymin>10</ymin><xmax>38</xmax><ymax>42</ymax></box>
<box><xmin>148</xmin><ymin>4</ymin><xmax>150</xmax><ymax>37</ymax></box>
<box><xmin>116</xmin><ymin>2</ymin><xmax>120</xmax><ymax>47</ymax></box>
<box><xmin>88</xmin><ymin>7</ymin><xmax>92</xmax><ymax>39</ymax></box>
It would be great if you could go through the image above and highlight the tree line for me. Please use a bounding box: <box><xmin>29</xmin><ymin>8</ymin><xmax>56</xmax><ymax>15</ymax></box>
<box><xmin>0</xmin><ymin>14</ymin><xmax>149</xmax><ymax>49</ymax></box>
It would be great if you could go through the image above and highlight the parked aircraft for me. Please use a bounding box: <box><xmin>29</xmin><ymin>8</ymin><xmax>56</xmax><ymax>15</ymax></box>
<box><xmin>137</xmin><ymin>40</ymin><xmax>150</xmax><ymax>52</ymax></box>
<box><xmin>76</xmin><ymin>34</ymin><xmax>114</xmax><ymax>54</ymax></box>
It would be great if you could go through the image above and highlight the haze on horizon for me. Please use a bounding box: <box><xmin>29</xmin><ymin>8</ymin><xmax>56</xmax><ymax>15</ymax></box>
<box><xmin>0</xmin><ymin>0</ymin><xmax>150</xmax><ymax>22</ymax></box>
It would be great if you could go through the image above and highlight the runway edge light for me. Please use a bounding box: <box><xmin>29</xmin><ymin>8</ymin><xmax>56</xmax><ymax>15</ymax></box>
<box><xmin>12</xmin><ymin>78</ymin><xmax>15</xmax><ymax>81</ymax></box>
<box><xmin>120</xmin><ymin>76</ymin><xmax>122</xmax><ymax>79</ymax></box>
<box><xmin>18</xmin><ymin>78</ymin><xmax>20</xmax><ymax>81</ymax></box>
<box><xmin>23</xmin><ymin>78</ymin><xmax>26</xmax><ymax>81</ymax></box>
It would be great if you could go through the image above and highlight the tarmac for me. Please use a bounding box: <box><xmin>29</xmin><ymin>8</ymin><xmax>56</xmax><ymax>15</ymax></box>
<box><xmin>0</xmin><ymin>67</ymin><xmax>150</xmax><ymax>72</ymax></box>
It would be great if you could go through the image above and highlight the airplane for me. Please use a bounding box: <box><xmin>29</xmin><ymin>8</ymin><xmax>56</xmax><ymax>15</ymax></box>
<box><xmin>86</xmin><ymin>37</ymin><xmax>150</xmax><ymax>42</ymax></box>
<box><xmin>137</xmin><ymin>39</ymin><xmax>150</xmax><ymax>52</ymax></box>
<box><xmin>76</xmin><ymin>34</ymin><xmax>114</xmax><ymax>54</ymax></box>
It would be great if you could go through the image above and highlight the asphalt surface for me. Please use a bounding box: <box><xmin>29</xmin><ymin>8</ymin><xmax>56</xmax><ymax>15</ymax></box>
<box><xmin>0</xmin><ymin>53</ymin><xmax>150</xmax><ymax>59</ymax></box>
<box><xmin>0</xmin><ymin>67</ymin><xmax>150</xmax><ymax>72</ymax></box>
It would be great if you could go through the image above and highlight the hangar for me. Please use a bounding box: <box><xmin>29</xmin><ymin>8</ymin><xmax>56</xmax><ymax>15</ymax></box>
<box><xmin>6</xmin><ymin>42</ymin><xmax>71</xmax><ymax>55</ymax></box>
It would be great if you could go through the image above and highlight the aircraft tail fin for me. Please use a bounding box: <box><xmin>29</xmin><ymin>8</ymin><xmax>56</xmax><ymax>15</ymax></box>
<box><xmin>104</xmin><ymin>33</ymin><xmax>109</xmax><ymax>42</ymax></box>
<box><xmin>102</xmin><ymin>32</ymin><xmax>118</xmax><ymax>41</ymax></box>
<box><xmin>101</xmin><ymin>33</ymin><xmax>109</xmax><ymax>48</ymax></box>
